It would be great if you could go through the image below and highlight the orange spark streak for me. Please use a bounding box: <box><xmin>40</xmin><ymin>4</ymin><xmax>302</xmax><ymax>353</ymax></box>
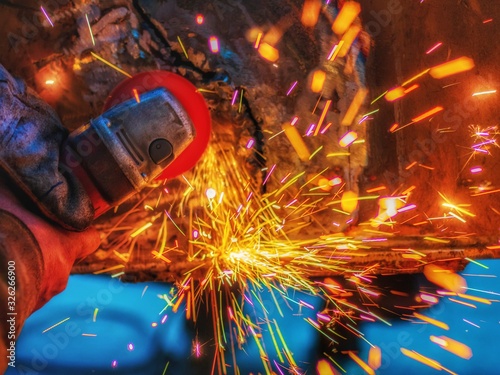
<box><xmin>400</xmin><ymin>348</ymin><xmax>442</xmax><ymax>371</ymax></box>
<box><xmin>411</xmin><ymin>106</ymin><xmax>444</xmax><ymax>123</ymax></box>
<box><xmin>385</xmin><ymin>87</ymin><xmax>406</xmax><ymax>102</ymax></box>
<box><xmin>341</xmin><ymin>87</ymin><xmax>368</xmax><ymax>126</ymax></box>
<box><xmin>348</xmin><ymin>351</ymin><xmax>375</xmax><ymax>375</ymax></box>
<box><xmin>366</xmin><ymin>186</ymin><xmax>386</xmax><ymax>193</ymax></box>
<box><xmin>314</xmin><ymin>100</ymin><xmax>332</xmax><ymax>135</ymax></box>
<box><xmin>368</xmin><ymin>346</ymin><xmax>382</xmax><ymax>370</ymax></box>
<box><xmin>429</xmin><ymin>56</ymin><xmax>475</xmax><ymax>79</ymax></box>
<box><xmin>413</xmin><ymin>312</ymin><xmax>449</xmax><ymax>330</ymax></box>
<box><xmin>301</xmin><ymin>0</ymin><xmax>321</xmax><ymax>27</ymax></box>
<box><xmin>133</xmin><ymin>88</ymin><xmax>140</xmax><ymax>103</ymax></box>
<box><xmin>430</xmin><ymin>336</ymin><xmax>473</xmax><ymax>359</ymax></box>
<box><xmin>311</xmin><ymin>69</ymin><xmax>326</xmax><ymax>92</ymax></box>
<box><xmin>258</xmin><ymin>43</ymin><xmax>279</xmax><ymax>62</ymax></box>
<box><xmin>332</xmin><ymin>1</ymin><xmax>361</xmax><ymax>35</ymax></box>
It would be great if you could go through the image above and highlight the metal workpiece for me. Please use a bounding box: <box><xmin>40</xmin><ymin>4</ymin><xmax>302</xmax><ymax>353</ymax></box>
<box><xmin>73</xmin><ymin>235</ymin><xmax>500</xmax><ymax>282</ymax></box>
<box><xmin>91</xmin><ymin>88</ymin><xmax>196</xmax><ymax>191</ymax></box>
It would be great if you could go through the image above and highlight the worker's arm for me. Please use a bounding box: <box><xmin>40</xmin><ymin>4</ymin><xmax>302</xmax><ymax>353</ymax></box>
<box><xmin>0</xmin><ymin>65</ymin><xmax>100</xmax><ymax>372</ymax></box>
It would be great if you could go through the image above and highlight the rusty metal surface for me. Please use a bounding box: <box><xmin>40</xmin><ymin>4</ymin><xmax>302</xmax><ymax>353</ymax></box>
<box><xmin>72</xmin><ymin>235</ymin><xmax>500</xmax><ymax>282</ymax></box>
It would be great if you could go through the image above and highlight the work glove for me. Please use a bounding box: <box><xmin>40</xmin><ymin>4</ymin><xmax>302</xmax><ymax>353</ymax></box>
<box><xmin>0</xmin><ymin>65</ymin><xmax>101</xmax><ymax>374</ymax></box>
<box><xmin>0</xmin><ymin>64</ymin><xmax>94</xmax><ymax>231</ymax></box>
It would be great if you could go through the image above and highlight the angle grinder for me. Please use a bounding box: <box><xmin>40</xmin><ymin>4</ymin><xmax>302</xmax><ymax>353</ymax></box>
<box><xmin>60</xmin><ymin>71</ymin><xmax>211</xmax><ymax>217</ymax></box>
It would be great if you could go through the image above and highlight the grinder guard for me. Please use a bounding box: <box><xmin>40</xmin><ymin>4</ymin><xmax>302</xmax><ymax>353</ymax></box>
<box><xmin>61</xmin><ymin>88</ymin><xmax>196</xmax><ymax>217</ymax></box>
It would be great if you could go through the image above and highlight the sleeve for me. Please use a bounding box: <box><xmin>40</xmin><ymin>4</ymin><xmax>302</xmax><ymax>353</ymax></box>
<box><xmin>0</xmin><ymin>209</ymin><xmax>44</xmax><ymax>373</ymax></box>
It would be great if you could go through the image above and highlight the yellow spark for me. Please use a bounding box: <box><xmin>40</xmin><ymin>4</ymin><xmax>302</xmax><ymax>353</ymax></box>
<box><xmin>400</xmin><ymin>348</ymin><xmax>443</xmax><ymax>371</ymax></box>
<box><xmin>402</xmin><ymin>69</ymin><xmax>430</xmax><ymax>86</ymax></box>
<box><xmin>348</xmin><ymin>351</ymin><xmax>375</xmax><ymax>375</ymax></box>
<box><xmin>457</xmin><ymin>293</ymin><xmax>491</xmax><ymax>305</ymax></box>
<box><xmin>411</xmin><ymin>106</ymin><xmax>444</xmax><ymax>123</ymax></box>
<box><xmin>328</xmin><ymin>40</ymin><xmax>345</xmax><ymax>61</ymax></box>
<box><xmin>133</xmin><ymin>88</ymin><xmax>140</xmax><ymax>103</ymax></box>
<box><xmin>301</xmin><ymin>0</ymin><xmax>321</xmax><ymax>27</ymax></box>
<box><xmin>440</xmin><ymin>192</ymin><xmax>475</xmax><ymax>217</ymax></box>
<box><xmin>465</xmin><ymin>258</ymin><xmax>489</xmax><ymax>269</ymax></box>
<box><xmin>338</xmin><ymin>25</ymin><xmax>361</xmax><ymax>57</ymax></box>
<box><xmin>282</xmin><ymin>122</ymin><xmax>311</xmax><ymax>161</ymax></box>
<box><xmin>448</xmin><ymin>298</ymin><xmax>477</xmax><ymax>308</ymax></box>
<box><xmin>130</xmin><ymin>222</ymin><xmax>153</xmax><ymax>238</ymax></box>
<box><xmin>309</xmin><ymin>146</ymin><xmax>324</xmax><ymax>160</ymax></box>
<box><xmin>371</xmin><ymin>90</ymin><xmax>388</xmax><ymax>104</ymax></box>
<box><xmin>429</xmin><ymin>56</ymin><xmax>475</xmax><ymax>79</ymax></box>
<box><xmin>152</xmin><ymin>250</ymin><xmax>172</xmax><ymax>263</ymax></box>
<box><xmin>258</xmin><ymin>43</ymin><xmax>279</xmax><ymax>62</ymax></box>
<box><xmin>423</xmin><ymin>236</ymin><xmax>450</xmax><ymax>244</ymax></box>
<box><xmin>472</xmin><ymin>89</ymin><xmax>496</xmax><ymax>96</ymax></box>
<box><xmin>385</xmin><ymin>86</ymin><xmax>406</xmax><ymax>102</ymax></box>
<box><xmin>93</xmin><ymin>308</ymin><xmax>99</xmax><ymax>322</ymax></box>
<box><xmin>42</xmin><ymin>317</ymin><xmax>70</xmax><ymax>333</ymax></box>
<box><xmin>368</xmin><ymin>346</ymin><xmax>382</xmax><ymax>370</ymax></box>
<box><xmin>405</xmin><ymin>161</ymin><xmax>417</xmax><ymax>170</ymax></box>
<box><xmin>423</xmin><ymin>264</ymin><xmax>466</xmax><ymax>293</ymax></box>
<box><xmin>413</xmin><ymin>312</ymin><xmax>449</xmax><ymax>330</ymax></box>
<box><xmin>85</xmin><ymin>14</ymin><xmax>95</xmax><ymax>45</ymax></box>
<box><xmin>317</xmin><ymin>359</ymin><xmax>336</xmax><ymax>375</ymax></box>
<box><xmin>341</xmin><ymin>88</ymin><xmax>368</xmax><ymax>126</ymax></box>
<box><xmin>339</xmin><ymin>131</ymin><xmax>358</xmax><ymax>147</ymax></box>
<box><xmin>332</xmin><ymin>1</ymin><xmax>361</xmax><ymax>34</ymax></box>
<box><xmin>311</xmin><ymin>69</ymin><xmax>326</xmax><ymax>92</ymax></box>
<box><xmin>430</xmin><ymin>335</ymin><xmax>473</xmax><ymax>359</ymax></box>
<box><xmin>314</xmin><ymin>100</ymin><xmax>332</xmax><ymax>135</ymax></box>
<box><xmin>327</xmin><ymin>152</ymin><xmax>351</xmax><ymax>157</ymax></box>
<box><xmin>177</xmin><ymin>36</ymin><xmax>189</xmax><ymax>58</ymax></box>
<box><xmin>90</xmin><ymin>52</ymin><xmax>132</xmax><ymax>78</ymax></box>
<box><xmin>93</xmin><ymin>264</ymin><xmax>125</xmax><ymax>275</ymax></box>
<box><xmin>254</xmin><ymin>32</ymin><xmax>263</xmax><ymax>48</ymax></box>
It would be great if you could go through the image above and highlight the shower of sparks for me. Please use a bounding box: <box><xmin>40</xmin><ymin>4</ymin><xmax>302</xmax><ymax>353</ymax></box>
<box><xmin>86</xmin><ymin>0</ymin><xmax>500</xmax><ymax>373</ymax></box>
<box><xmin>110</xmin><ymin>142</ymin><xmax>407</xmax><ymax>374</ymax></box>
<box><xmin>40</xmin><ymin>6</ymin><xmax>54</xmax><ymax>27</ymax></box>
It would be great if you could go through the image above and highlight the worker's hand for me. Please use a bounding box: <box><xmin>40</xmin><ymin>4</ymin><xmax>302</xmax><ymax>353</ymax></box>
<box><xmin>0</xmin><ymin>183</ymin><xmax>100</xmax><ymax>308</ymax></box>
<box><xmin>0</xmin><ymin>64</ymin><xmax>94</xmax><ymax>231</ymax></box>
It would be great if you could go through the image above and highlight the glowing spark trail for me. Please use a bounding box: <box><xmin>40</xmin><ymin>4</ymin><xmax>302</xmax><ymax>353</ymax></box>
<box><xmin>40</xmin><ymin>6</ymin><xmax>54</xmax><ymax>27</ymax></box>
<box><xmin>90</xmin><ymin>52</ymin><xmax>132</xmax><ymax>78</ymax></box>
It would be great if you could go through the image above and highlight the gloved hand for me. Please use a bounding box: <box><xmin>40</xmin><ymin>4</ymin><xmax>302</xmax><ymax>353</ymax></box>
<box><xmin>0</xmin><ymin>64</ymin><xmax>94</xmax><ymax>231</ymax></box>
<box><xmin>0</xmin><ymin>64</ymin><xmax>101</xmax><ymax>373</ymax></box>
<box><xmin>0</xmin><ymin>184</ymin><xmax>100</xmax><ymax>308</ymax></box>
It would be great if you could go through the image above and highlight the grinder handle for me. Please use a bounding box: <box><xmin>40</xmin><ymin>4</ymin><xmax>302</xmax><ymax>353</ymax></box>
<box><xmin>60</xmin><ymin>145</ymin><xmax>112</xmax><ymax>219</ymax></box>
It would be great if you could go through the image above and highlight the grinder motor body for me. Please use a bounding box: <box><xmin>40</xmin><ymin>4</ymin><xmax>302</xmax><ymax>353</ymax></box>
<box><xmin>60</xmin><ymin>72</ymin><xmax>210</xmax><ymax>218</ymax></box>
